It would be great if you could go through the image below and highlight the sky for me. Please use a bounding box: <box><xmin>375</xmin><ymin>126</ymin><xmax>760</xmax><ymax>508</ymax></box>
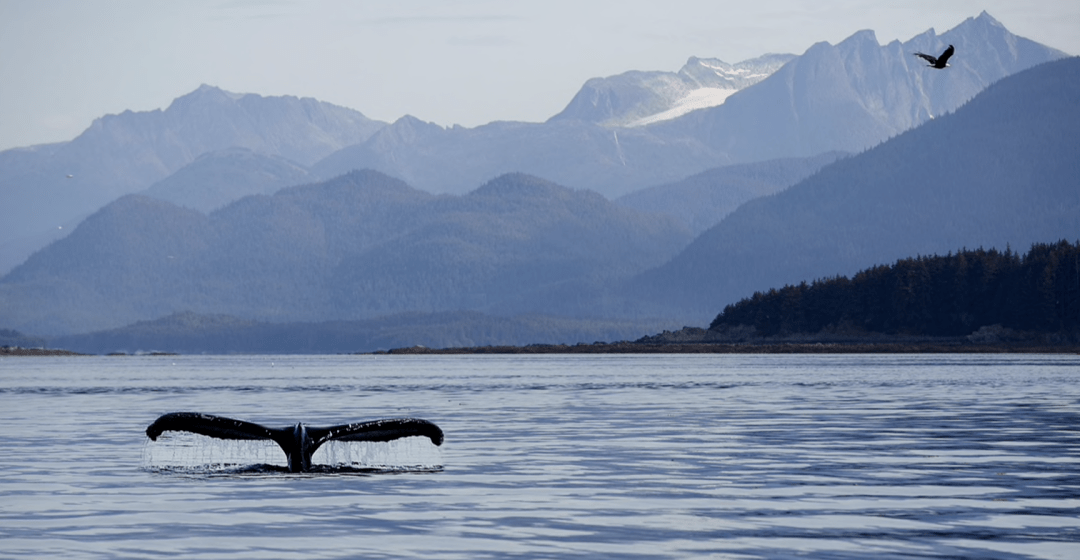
<box><xmin>1</xmin><ymin>1</ymin><xmax>1077</xmax><ymax>152</ymax></box>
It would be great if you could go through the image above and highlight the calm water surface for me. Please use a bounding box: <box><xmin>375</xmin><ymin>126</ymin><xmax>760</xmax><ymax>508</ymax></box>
<box><xmin>0</xmin><ymin>354</ymin><xmax>1078</xmax><ymax>559</ymax></box>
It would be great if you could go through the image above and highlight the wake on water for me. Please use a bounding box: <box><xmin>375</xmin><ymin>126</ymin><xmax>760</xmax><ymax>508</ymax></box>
<box><xmin>142</xmin><ymin>431</ymin><xmax>444</xmax><ymax>476</ymax></box>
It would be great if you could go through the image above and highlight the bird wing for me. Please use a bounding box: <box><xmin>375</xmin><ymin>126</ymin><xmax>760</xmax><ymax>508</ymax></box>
<box><xmin>145</xmin><ymin>412</ymin><xmax>279</xmax><ymax>441</ymax></box>
<box><xmin>938</xmin><ymin>45</ymin><xmax>955</xmax><ymax>65</ymax></box>
<box><xmin>913</xmin><ymin>52</ymin><xmax>938</xmax><ymax>65</ymax></box>
<box><xmin>308</xmin><ymin>418</ymin><xmax>444</xmax><ymax>449</ymax></box>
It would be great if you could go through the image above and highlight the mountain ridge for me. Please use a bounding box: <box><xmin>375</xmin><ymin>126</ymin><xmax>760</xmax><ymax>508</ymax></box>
<box><xmin>140</xmin><ymin>147</ymin><xmax>312</xmax><ymax>212</ymax></box>
<box><xmin>0</xmin><ymin>86</ymin><xmax>385</xmax><ymax>274</ymax></box>
<box><xmin>629</xmin><ymin>56</ymin><xmax>1080</xmax><ymax>323</ymax></box>
<box><xmin>616</xmin><ymin>151</ymin><xmax>847</xmax><ymax>235</ymax></box>
<box><xmin>0</xmin><ymin>13</ymin><xmax>1074</xmax><ymax>348</ymax></box>
<box><xmin>0</xmin><ymin>170</ymin><xmax>691</xmax><ymax>335</ymax></box>
<box><xmin>310</xmin><ymin>12</ymin><xmax>1066</xmax><ymax>198</ymax></box>
<box><xmin>650</xmin><ymin>12</ymin><xmax>1068</xmax><ymax>160</ymax></box>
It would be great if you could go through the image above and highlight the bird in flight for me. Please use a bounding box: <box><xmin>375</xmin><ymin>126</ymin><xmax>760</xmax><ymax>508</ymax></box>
<box><xmin>914</xmin><ymin>45</ymin><xmax>954</xmax><ymax>69</ymax></box>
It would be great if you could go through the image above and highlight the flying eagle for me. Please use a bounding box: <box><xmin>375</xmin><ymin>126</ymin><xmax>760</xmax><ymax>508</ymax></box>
<box><xmin>914</xmin><ymin>45</ymin><xmax>954</xmax><ymax>69</ymax></box>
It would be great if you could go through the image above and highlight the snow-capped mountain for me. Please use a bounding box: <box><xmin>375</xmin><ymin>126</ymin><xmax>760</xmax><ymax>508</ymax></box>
<box><xmin>549</xmin><ymin>54</ymin><xmax>794</xmax><ymax>127</ymax></box>
<box><xmin>313</xmin><ymin>12</ymin><xmax>1067</xmax><ymax>199</ymax></box>
<box><xmin>653</xmin><ymin>12</ymin><xmax>1069</xmax><ymax>161</ymax></box>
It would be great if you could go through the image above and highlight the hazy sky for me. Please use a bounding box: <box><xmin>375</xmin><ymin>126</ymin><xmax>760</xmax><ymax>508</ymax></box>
<box><xmin>1</xmin><ymin>0</ymin><xmax>1076</xmax><ymax>152</ymax></box>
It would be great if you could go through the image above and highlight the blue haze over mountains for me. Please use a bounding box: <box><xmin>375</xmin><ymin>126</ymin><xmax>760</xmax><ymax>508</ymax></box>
<box><xmin>0</xmin><ymin>11</ymin><xmax>1059</xmax><ymax>275</ymax></box>
<box><xmin>1</xmin><ymin>171</ymin><xmax>690</xmax><ymax>335</ymax></box>
<box><xmin>0</xmin><ymin>12</ymin><xmax>1076</xmax><ymax>350</ymax></box>
<box><xmin>0</xmin><ymin>88</ymin><xmax>380</xmax><ymax>273</ymax></box>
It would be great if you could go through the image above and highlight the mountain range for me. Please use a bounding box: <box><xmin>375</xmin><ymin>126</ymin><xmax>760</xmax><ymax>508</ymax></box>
<box><xmin>631</xmin><ymin>56</ymin><xmax>1080</xmax><ymax>323</ymax></box>
<box><xmin>1</xmin><ymin>12</ymin><xmax>1066</xmax><ymax>278</ymax></box>
<box><xmin>650</xmin><ymin>13</ymin><xmax>1065</xmax><ymax>161</ymax></box>
<box><xmin>0</xmin><ymin>12</ymin><xmax>1076</xmax><ymax>350</ymax></box>
<box><xmin>3</xmin><ymin>55</ymin><xmax>1079</xmax><ymax>344</ymax></box>
<box><xmin>313</xmin><ymin>12</ymin><xmax>1065</xmax><ymax>196</ymax></box>
<box><xmin>0</xmin><ymin>171</ymin><xmax>690</xmax><ymax>335</ymax></box>
<box><xmin>0</xmin><ymin>86</ymin><xmax>383</xmax><ymax>273</ymax></box>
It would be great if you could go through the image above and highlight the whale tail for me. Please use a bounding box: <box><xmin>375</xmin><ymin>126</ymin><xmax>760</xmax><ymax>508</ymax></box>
<box><xmin>146</xmin><ymin>412</ymin><xmax>444</xmax><ymax>472</ymax></box>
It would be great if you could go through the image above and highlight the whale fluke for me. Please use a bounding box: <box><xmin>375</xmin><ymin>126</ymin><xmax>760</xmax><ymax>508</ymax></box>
<box><xmin>146</xmin><ymin>412</ymin><xmax>444</xmax><ymax>472</ymax></box>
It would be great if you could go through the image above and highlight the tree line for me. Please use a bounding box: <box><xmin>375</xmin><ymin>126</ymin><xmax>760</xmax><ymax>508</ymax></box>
<box><xmin>710</xmin><ymin>240</ymin><xmax>1080</xmax><ymax>337</ymax></box>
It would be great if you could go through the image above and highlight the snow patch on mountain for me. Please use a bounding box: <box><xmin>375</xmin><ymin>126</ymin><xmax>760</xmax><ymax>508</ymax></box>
<box><xmin>628</xmin><ymin>87</ymin><xmax>738</xmax><ymax>127</ymax></box>
<box><xmin>550</xmin><ymin>54</ymin><xmax>794</xmax><ymax>127</ymax></box>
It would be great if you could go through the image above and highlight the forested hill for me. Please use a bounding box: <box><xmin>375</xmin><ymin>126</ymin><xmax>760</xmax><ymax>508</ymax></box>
<box><xmin>710</xmin><ymin>241</ymin><xmax>1080</xmax><ymax>338</ymax></box>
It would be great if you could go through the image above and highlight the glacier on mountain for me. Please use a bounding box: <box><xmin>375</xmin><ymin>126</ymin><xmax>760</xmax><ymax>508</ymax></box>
<box><xmin>549</xmin><ymin>54</ymin><xmax>794</xmax><ymax>127</ymax></box>
<box><xmin>627</xmin><ymin>87</ymin><xmax>738</xmax><ymax>126</ymax></box>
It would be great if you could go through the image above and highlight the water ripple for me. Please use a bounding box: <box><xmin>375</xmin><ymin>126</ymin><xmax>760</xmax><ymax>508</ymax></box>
<box><xmin>0</xmin><ymin>354</ymin><xmax>1077</xmax><ymax>559</ymax></box>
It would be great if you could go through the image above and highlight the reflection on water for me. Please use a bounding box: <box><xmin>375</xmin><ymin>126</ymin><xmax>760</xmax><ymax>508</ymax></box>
<box><xmin>0</xmin><ymin>354</ymin><xmax>1077</xmax><ymax>559</ymax></box>
<box><xmin>143</xmin><ymin>431</ymin><xmax>287</xmax><ymax>470</ymax></box>
<box><xmin>142</xmin><ymin>431</ymin><xmax>444</xmax><ymax>474</ymax></box>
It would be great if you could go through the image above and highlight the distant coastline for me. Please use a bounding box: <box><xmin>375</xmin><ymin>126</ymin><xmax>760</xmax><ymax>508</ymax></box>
<box><xmin>1</xmin><ymin>346</ymin><xmax>85</xmax><ymax>357</ymax></box>
<box><xmin>6</xmin><ymin>334</ymin><xmax>1077</xmax><ymax>357</ymax></box>
<box><xmin>370</xmin><ymin>339</ymin><xmax>1080</xmax><ymax>355</ymax></box>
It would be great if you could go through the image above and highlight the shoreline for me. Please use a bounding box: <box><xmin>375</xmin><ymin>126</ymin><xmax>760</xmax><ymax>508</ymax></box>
<box><xmin>5</xmin><ymin>341</ymin><xmax>1077</xmax><ymax>357</ymax></box>
<box><xmin>372</xmin><ymin>341</ymin><xmax>1080</xmax><ymax>355</ymax></box>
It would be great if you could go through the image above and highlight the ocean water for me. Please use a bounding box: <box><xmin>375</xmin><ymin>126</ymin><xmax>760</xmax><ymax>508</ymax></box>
<box><xmin>0</xmin><ymin>353</ymin><xmax>1078</xmax><ymax>559</ymax></box>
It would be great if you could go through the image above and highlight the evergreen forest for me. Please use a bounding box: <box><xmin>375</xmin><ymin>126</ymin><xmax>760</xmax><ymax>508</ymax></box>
<box><xmin>709</xmin><ymin>241</ymin><xmax>1080</xmax><ymax>337</ymax></box>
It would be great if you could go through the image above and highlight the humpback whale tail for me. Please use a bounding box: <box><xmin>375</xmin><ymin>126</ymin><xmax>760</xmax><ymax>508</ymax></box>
<box><xmin>146</xmin><ymin>412</ymin><xmax>444</xmax><ymax>472</ymax></box>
